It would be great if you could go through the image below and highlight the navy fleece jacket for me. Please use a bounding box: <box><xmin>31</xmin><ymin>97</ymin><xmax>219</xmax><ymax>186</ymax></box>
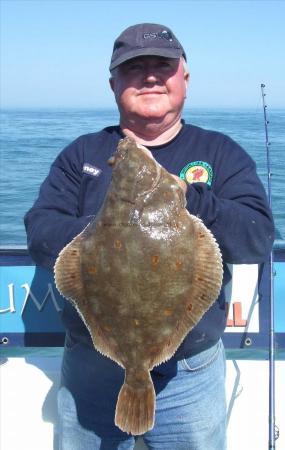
<box><xmin>24</xmin><ymin>123</ymin><xmax>274</xmax><ymax>355</ymax></box>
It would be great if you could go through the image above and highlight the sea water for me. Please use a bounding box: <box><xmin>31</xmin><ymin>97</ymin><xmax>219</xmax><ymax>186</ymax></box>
<box><xmin>0</xmin><ymin>108</ymin><xmax>284</xmax><ymax>245</ymax></box>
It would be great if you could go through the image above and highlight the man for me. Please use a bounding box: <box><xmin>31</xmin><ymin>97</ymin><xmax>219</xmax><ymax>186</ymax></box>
<box><xmin>25</xmin><ymin>23</ymin><xmax>274</xmax><ymax>450</ymax></box>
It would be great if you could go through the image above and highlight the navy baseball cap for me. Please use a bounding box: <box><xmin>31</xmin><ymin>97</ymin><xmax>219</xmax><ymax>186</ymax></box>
<box><xmin>109</xmin><ymin>23</ymin><xmax>187</xmax><ymax>71</ymax></box>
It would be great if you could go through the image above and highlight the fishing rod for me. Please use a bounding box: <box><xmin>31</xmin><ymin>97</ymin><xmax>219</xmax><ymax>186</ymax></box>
<box><xmin>260</xmin><ymin>83</ymin><xmax>277</xmax><ymax>449</ymax></box>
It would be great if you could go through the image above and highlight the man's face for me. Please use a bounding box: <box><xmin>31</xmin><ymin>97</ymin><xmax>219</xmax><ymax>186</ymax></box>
<box><xmin>110</xmin><ymin>56</ymin><xmax>189</xmax><ymax>123</ymax></box>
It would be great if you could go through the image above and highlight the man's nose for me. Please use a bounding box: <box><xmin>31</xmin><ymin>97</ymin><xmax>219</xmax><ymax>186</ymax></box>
<box><xmin>143</xmin><ymin>68</ymin><xmax>160</xmax><ymax>83</ymax></box>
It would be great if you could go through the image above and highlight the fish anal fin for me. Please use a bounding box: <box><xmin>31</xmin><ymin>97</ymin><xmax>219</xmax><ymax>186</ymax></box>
<box><xmin>189</xmin><ymin>216</ymin><xmax>223</xmax><ymax>313</ymax></box>
<box><xmin>149</xmin><ymin>216</ymin><xmax>223</xmax><ymax>368</ymax></box>
<box><xmin>175</xmin><ymin>215</ymin><xmax>223</xmax><ymax>337</ymax></box>
<box><xmin>147</xmin><ymin>316</ymin><xmax>193</xmax><ymax>368</ymax></box>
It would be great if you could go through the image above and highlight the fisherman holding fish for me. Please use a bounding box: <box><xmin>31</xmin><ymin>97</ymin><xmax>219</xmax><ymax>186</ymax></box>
<box><xmin>25</xmin><ymin>23</ymin><xmax>274</xmax><ymax>450</ymax></box>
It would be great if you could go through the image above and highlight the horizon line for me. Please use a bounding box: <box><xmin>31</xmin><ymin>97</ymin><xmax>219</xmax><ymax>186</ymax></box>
<box><xmin>1</xmin><ymin>105</ymin><xmax>285</xmax><ymax>111</ymax></box>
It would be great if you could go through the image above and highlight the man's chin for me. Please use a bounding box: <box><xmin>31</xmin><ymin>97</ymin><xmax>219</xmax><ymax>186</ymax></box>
<box><xmin>134</xmin><ymin>107</ymin><xmax>169</xmax><ymax>122</ymax></box>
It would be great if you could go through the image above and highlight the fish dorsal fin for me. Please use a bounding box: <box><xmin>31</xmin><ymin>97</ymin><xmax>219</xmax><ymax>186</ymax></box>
<box><xmin>54</xmin><ymin>231</ymin><xmax>124</xmax><ymax>369</ymax></box>
<box><xmin>54</xmin><ymin>234</ymin><xmax>84</xmax><ymax>303</ymax></box>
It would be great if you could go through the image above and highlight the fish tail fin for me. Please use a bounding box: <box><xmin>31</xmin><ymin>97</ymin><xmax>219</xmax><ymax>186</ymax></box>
<box><xmin>115</xmin><ymin>369</ymin><xmax>155</xmax><ymax>435</ymax></box>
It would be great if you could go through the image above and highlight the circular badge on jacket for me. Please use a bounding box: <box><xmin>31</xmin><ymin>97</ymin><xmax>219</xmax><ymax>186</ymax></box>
<box><xmin>180</xmin><ymin>161</ymin><xmax>213</xmax><ymax>187</ymax></box>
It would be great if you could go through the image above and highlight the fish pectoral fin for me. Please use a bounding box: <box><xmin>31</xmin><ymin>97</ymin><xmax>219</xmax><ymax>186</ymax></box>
<box><xmin>115</xmin><ymin>369</ymin><xmax>155</xmax><ymax>436</ymax></box>
<box><xmin>54</xmin><ymin>234</ymin><xmax>84</xmax><ymax>303</ymax></box>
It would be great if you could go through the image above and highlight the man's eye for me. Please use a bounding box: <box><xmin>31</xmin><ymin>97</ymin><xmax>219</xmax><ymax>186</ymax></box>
<box><xmin>158</xmin><ymin>61</ymin><xmax>172</xmax><ymax>69</ymax></box>
<box><xmin>127</xmin><ymin>64</ymin><xmax>143</xmax><ymax>71</ymax></box>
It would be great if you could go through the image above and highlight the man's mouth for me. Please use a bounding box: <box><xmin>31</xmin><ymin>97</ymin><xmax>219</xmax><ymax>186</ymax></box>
<box><xmin>138</xmin><ymin>91</ymin><xmax>166</xmax><ymax>96</ymax></box>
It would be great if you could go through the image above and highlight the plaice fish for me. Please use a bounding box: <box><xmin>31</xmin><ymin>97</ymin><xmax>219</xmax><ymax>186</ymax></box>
<box><xmin>54</xmin><ymin>137</ymin><xmax>223</xmax><ymax>435</ymax></box>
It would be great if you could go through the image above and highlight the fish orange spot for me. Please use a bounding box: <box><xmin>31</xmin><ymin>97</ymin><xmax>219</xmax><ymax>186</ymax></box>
<box><xmin>175</xmin><ymin>260</ymin><xmax>183</xmax><ymax>270</ymax></box>
<box><xmin>134</xmin><ymin>319</ymin><xmax>140</xmax><ymax>326</ymax></box>
<box><xmin>149</xmin><ymin>345</ymin><xmax>160</xmax><ymax>354</ymax></box>
<box><xmin>70</xmin><ymin>274</ymin><xmax>76</xmax><ymax>279</ymax></box>
<box><xmin>103</xmin><ymin>325</ymin><xmax>112</xmax><ymax>332</ymax></box>
<box><xmin>87</xmin><ymin>266</ymin><xmax>97</xmax><ymax>274</ymax></box>
<box><xmin>199</xmin><ymin>232</ymin><xmax>205</xmax><ymax>239</ymax></box>
<box><xmin>167</xmin><ymin>339</ymin><xmax>171</xmax><ymax>347</ymax></box>
<box><xmin>195</xmin><ymin>275</ymin><xmax>204</xmax><ymax>282</ymax></box>
<box><xmin>187</xmin><ymin>303</ymin><xmax>193</xmax><ymax>311</ymax></box>
<box><xmin>114</xmin><ymin>239</ymin><xmax>122</xmax><ymax>249</ymax></box>
<box><xmin>164</xmin><ymin>309</ymin><xmax>173</xmax><ymax>316</ymax></box>
<box><xmin>151</xmin><ymin>255</ymin><xmax>159</xmax><ymax>266</ymax></box>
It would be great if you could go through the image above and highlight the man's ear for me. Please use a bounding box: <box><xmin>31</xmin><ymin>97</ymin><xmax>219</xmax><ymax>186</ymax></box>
<box><xmin>109</xmin><ymin>77</ymin><xmax>115</xmax><ymax>92</ymax></box>
<box><xmin>184</xmin><ymin>72</ymin><xmax>190</xmax><ymax>90</ymax></box>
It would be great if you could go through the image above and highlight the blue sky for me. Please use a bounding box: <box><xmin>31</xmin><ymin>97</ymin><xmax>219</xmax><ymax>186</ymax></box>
<box><xmin>1</xmin><ymin>0</ymin><xmax>284</xmax><ymax>108</ymax></box>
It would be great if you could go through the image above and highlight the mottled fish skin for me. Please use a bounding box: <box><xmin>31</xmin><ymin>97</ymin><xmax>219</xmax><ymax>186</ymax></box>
<box><xmin>54</xmin><ymin>137</ymin><xmax>223</xmax><ymax>436</ymax></box>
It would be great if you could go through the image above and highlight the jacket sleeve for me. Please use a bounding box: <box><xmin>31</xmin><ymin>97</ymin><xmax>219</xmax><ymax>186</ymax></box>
<box><xmin>185</xmin><ymin>135</ymin><xmax>274</xmax><ymax>264</ymax></box>
<box><xmin>24</xmin><ymin>139</ymin><xmax>91</xmax><ymax>270</ymax></box>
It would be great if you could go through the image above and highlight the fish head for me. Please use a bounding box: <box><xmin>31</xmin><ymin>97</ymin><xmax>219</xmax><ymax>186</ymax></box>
<box><xmin>108</xmin><ymin>137</ymin><xmax>160</xmax><ymax>201</ymax></box>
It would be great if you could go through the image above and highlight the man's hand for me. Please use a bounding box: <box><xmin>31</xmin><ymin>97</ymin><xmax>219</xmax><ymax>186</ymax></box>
<box><xmin>171</xmin><ymin>174</ymin><xmax>187</xmax><ymax>194</ymax></box>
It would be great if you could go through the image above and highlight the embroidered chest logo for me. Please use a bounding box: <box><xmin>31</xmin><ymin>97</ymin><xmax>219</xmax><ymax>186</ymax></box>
<box><xmin>83</xmin><ymin>163</ymin><xmax>102</xmax><ymax>177</ymax></box>
<box><xmin>179</xmin><ymin>161</ymin><xmax>213</xmax><ymax>187</ymax></box>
